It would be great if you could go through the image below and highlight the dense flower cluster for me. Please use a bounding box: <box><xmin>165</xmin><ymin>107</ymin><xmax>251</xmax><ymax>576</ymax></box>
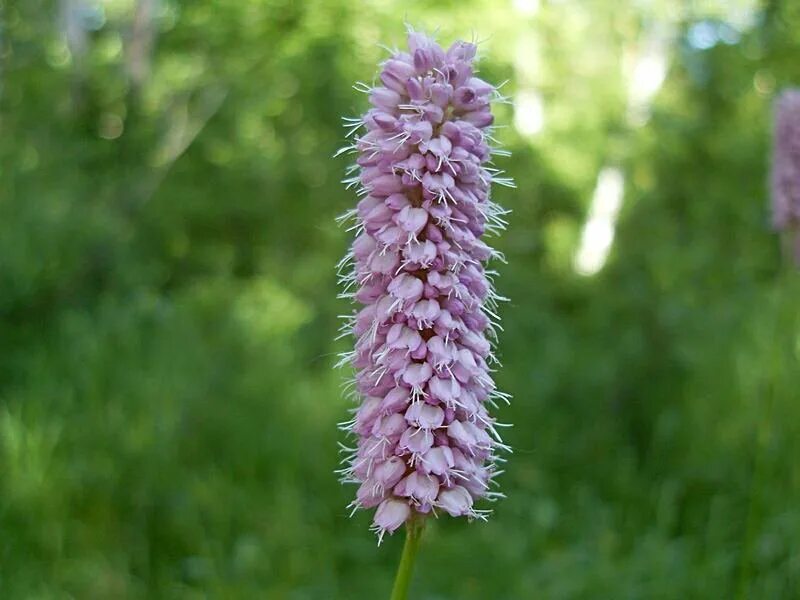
<box><xmin>771</xmin><ymin>88</ymin><xmax>800</xmax><ymax>264</ymax></box>
<box><xmin>336</xmin><ymin>29</ymin><xmax>512</xmax><ymax>541</ymax></box>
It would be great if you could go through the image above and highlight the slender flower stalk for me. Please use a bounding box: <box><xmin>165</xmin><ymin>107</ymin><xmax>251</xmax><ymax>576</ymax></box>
<box><xmin>389</xmin><ymin>517</ymin><xmax>425</xmax><ymax>600</ymax></box>
<box><xmin>336</xmin><ymin>28</ymin><xmax>513</xmax><ymax>546</ymax></box>
<box><xmin>771</xmin><ymin>88</ymin><xmax>800</xmax><ymax>265</ymax></box>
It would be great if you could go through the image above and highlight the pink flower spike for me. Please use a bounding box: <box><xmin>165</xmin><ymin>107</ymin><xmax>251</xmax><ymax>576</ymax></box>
<box><xmin>337</xmin><ymin>28</ymin><xmax>512</xmax><ymax>538</ymax></box>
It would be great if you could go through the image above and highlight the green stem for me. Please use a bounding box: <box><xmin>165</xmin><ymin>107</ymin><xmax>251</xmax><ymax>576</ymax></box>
<box><xmin>389</xmin><ymin>518</ymin><xmax>425</xmax><ymax>600</ymax></box>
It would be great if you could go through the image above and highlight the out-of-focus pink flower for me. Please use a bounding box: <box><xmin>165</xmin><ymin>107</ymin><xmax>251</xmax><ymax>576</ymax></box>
<box><xmin>771</xmin><ymin>89</ymin><xmax>800</xmax><ymax>264</ymax></box>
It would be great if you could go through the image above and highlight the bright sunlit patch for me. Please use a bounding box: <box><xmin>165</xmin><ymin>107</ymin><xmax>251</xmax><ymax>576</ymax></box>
<box><xmin>625</xmin><ymin>29</ymin><xmax>669</xmax><ymax>126</ymax></box>
<box><xmin>574</xmin><ymin>167</ymin><xmax>625</xmax><ymax>276</ymax></box>
<box><xmin>629</xmin><ymin>50</ymin><xmax>667</xmax><ymax>107</ymax></box>
<box><xmin>514</xmin><ymin>90</ymin><xmax>545</xmax><ymax>137</ymax></box>
<box><xmin>514</xmin><ymin>35</ymin><xmax>540</xmax><ymax>81</ymax></box>
<box><xmin>512</xmin><ymin>0</ymin><xmax>540</xmax><ymax>16</ymax></box>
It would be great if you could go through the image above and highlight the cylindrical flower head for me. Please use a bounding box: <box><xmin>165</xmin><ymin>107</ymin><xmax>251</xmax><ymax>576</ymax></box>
<box><xmin>336</xmin><ymin>28</ymin><xmax>512</xmax><ymax>542</ymax></box>
<box><xmin>771</xmin><ymin>88</ymin><xmax>800</xmax><ymax>264</ymax></box>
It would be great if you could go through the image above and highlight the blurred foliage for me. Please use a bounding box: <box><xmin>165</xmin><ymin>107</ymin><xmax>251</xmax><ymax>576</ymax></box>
<box><xmin>1</xmin><ymin>0</ymin><xmax>799</xmax><ymax>598</ymax></box>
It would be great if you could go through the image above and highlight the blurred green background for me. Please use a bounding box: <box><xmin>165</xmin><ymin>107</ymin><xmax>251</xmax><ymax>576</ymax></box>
<box><xmin>2</xmin><ymin>0</ymin><xmax>800</xmax><ymax>598</ymax></box>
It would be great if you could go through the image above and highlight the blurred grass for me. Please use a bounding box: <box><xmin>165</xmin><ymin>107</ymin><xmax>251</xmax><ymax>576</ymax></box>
<box><xmin>1</xmin><ymin>0</ymin><xmax>799</xmax><ymax>598</ymax></box>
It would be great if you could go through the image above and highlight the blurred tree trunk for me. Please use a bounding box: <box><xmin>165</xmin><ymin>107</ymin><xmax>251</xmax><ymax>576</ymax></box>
<box><xmin>59</xmin><ymin>0</ymin><xmax>89</xmax><ymax>110</ymax></box>
<box><xmin>121</xmin><ymin>0</ymin><xmax>158</xmax><ymax>214</ymax></box>
<box><xmin>126</xmin><ymin>0</ymin><xmax>158</xmax><ymax>95</ymax></box>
